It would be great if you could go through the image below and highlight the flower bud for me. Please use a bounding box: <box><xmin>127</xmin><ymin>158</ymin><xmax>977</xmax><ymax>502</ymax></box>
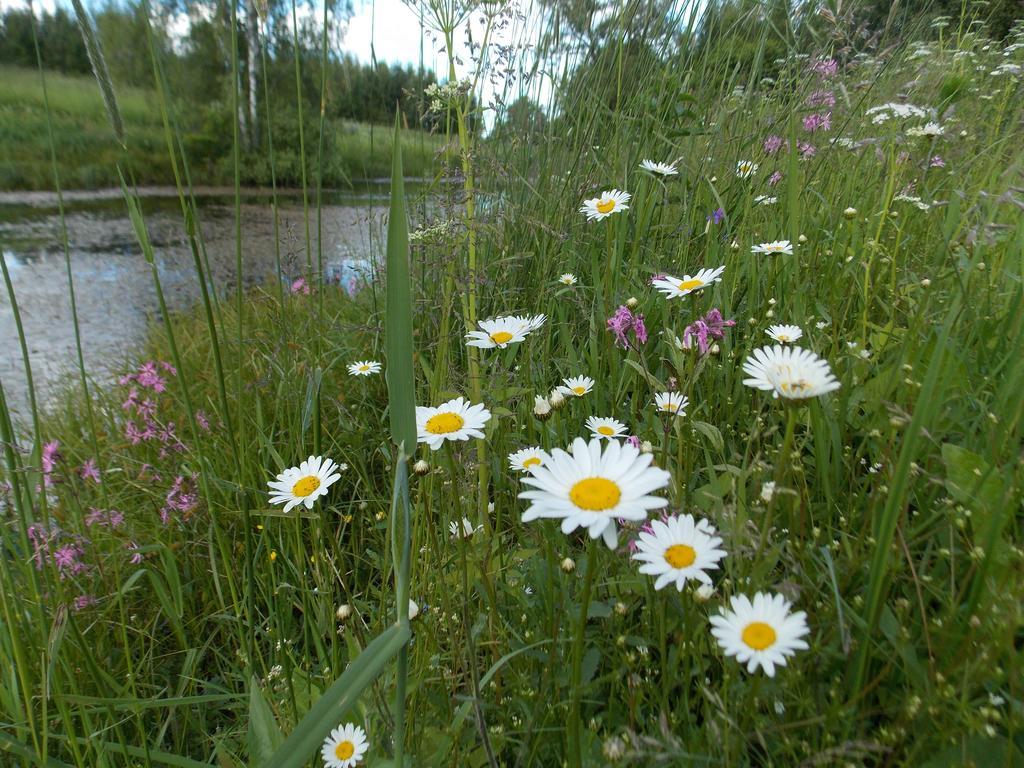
<box><xmin>798</xmin><ymin>233</ymin><xmax>808</xmax><ymax>243</ymax></box>
<box><xmin>561</xmin><ymin>557</ymin><xmax>576</xmax><ymax>573</ymax></box>
<box><xmin>843</xmin><ymin>206</ymin><xmax>857</xmax><ymax>219</ymax></box>
<box><xmin>639</xmin><ymin>441</ymin><xmax>653</xmax><ymax>454</ymax></box>
<box><xmin>408</xmin><ymin>600</ymin><xmax>420</xmax><ymax>620</ymax></box>
<box><xmin>626</xmin><ymin>296</ymin><xmax>639</xmax><ymax>309</ymax></box>
<box><xmin>413</xmin><ymin>459</ymin><xmax>430</xmax><ymax>476</ymax></box>
<box><xmin>694</xmin><ymin>584</ymin><xmax>714</xmax><ymax>602</ymax></box>
<box><xmin>533</xmin><ymin>395</ymin><xmax>552</xmax><ymax>420</ymax></box>
<box><xmin>336</xmin><ymin>604</ymin><xmax>353</xmax><ymax>621</ymax></box>
<box><xmin>548</xmin><ymin>389</ymin><xmax>566</xmax><ymax>409</ymax></box>
<box><xmin>614</xmin><ymin>601</ymin><xmax>628</xmax><ymax>616</ymax></box>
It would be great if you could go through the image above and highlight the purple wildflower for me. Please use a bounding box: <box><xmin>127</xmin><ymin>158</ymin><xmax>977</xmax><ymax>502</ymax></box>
<box><xmin>41</xmin><ymin>441</ymin><xmax>61</xmax><ymax>487</ymax></box>
<box><xmin>706</xmin><ymin>207</ymin><xmax>725</xmax><ymax>225</ymax></box>
<box><xmin>929</xmin><ymin>155</ymin><xmax>945</xmax><ymax>168</ymax></box>
<box><xmin>607</xmin><ymin>305</ymin><xmax>648</xmax><ymax>349</ymax></box>
<box><xmin>79</xmin><ymin>459</ymin><xmax>101</xmax><ymax>484</ymax></box>
<box><xmin>291</xmin><ymin>277</ymin><xmax>311</xmax><ymax>295</ymax></box>
<box><xmin>806</xmin><ymin>89</ymin><xmax>835</xmax><ymax>108</ymax></box>
<box><xmin>798</xmin><ymin>141</ymin><xmax>817</xmax><ymax>158</ymax></box>
<box><xmin>763</xmin><ymin>135</ymin><xmax>784</xmax><ymax>154</ymax></box>
<box><xmin>161</xmin><ymin>476</ymin><xmax>198</xmax><ymax>524</ymax></box>
<box><xmin>127</xmin><ymin>541</ymin><xmax>144</xmax><ymax>564</ymax></box>
<box><xmin>53</xmin><ymin>543</ymin><xmax>88</xmax><ymax>579</ymax></box>
<box><xmin>680</xmin><ymin>309</ymin><xmax>736</xmax><ymax>355</ymax></box>
<box><xmin>195</xmin><ymin>410</ymin><xmax>211</xmax><ymax>431</ymax></box>
<box><xmin>625</xmin><ymin>435</ymin><xmax>641</xmax><ymax>450</ymax></box>
<box><xmin>768</xmin><ymin>171</ymin><xmax>784</xmax><ymax>186</ymax></box>
<box><xmin>73</xmin><ymin>595</ymin><xmax>97</xmax><ymax>611</ymax></box>
<box><xmin>802</xmin><ymin>112</ymin><xmax>831</xmax><ymax>133</ymax></box>
<box><xmin>810</xmin><ymin>57</ymin><xmax>838</xmax><ymax>78</ymax></box>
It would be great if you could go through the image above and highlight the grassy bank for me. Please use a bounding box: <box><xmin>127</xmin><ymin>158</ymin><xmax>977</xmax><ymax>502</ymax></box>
<box><xmin>0</xmin><ymin>65</ymin><xmax>444</xmax><ymax>189</ymax></box>
<box><xmin>2</xmin><ymin>5</ymin><xmax>1023</xmax><ymax>768</ymax></box>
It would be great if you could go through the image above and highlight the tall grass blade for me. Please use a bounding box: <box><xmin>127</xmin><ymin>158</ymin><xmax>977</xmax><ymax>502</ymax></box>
<box><xmin>385</xmin><ymin>111</ymin><xmax>417</xmax><ymax>450</ymax></box>
<box><xmin>68</xmin><ymin>0</ymin><xmax>124</xmax><ymax>146</ymax></box>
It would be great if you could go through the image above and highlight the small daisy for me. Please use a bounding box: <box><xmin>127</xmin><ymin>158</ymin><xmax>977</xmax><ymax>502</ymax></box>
<box><xmin>736</xmin><ymin>160</ymin><xmax>759</xmax><ymax>178</ymax></box>
<box><xmin>449</xmin><ymin>517</ymin><xmax>481</xmax><ymax>539</ymax></box>
<box><xmin>557</xmin><ymin>375</ymin><xmax>595</xmax><ymax>397</ymax></box>
<box><xmin>751</xmin><ymin>240</ymin><xmax>793</xmax><ymax>256</ymax></box>
<box><xmin>347</xmin><ymin>360</ymin><xmax>381</xmax><ymax>376</ymax></box>
<box><xmin>765</xmin><ymin>324</ymin><xmax>803</xmax><ymax>343</ymax></box>
<box><xmin>653</xmin><ymin>391</ymin><xmax>689</xmax><ymax>416</ymax></box>
<box><xmin>580</xmin><ymin>189</ymin><xmax>631</xmax><ymax>221</ymax></box>
<box><xmin>709</xmin><ymin>592</ymin><xmax>810</xmax><ymax>677</ymax></box>
<box><xmin>321</xmin><ymin>723</ymin><xmax>368</xmax><ymax>767</ymax></box>
<box><xmin>742</xmin><ymin>345</ymin><xmax>840</xmax><ymax>400</ymax></box>
<box><xmin>519</xmin><ymin>437</ymin><xmax>671</xmax><ymax>548</ymax></box>
<box><xmin>639</xmin><ymin>159</ymin><xmax>679</xmax><ymax>176</ymax></box>
<box><xmin>586</xmin><ymin>416</ymin><xmax>628</xmax><ymax>440</ymax></box>
<box><xmin>415</xmin><ymin>397</ymin><xmax>492</xmax><ymax>450</ymax></box>
<box><xmin>465</xmin><ymin>315</ymin><xmax>544</xmax><ymax>349</ymax></box>
<box><xmin>559</xmin><ymin>273</ymin><xmax>578</xmax><ymax>285</ymax></box>
<box><xmin>508</xmin><ymin>447</ymin><xmax>551</xmax><ymax>473</ymax></box>
<box><xmin>632</xmin><ymin>514</ymin><xmax>727</xmax><ymax>590</ymax></box>
<box><xmin>267</xmin><ymin>456</ymin><xmax>343</xmax><ymax>513</ymax></box>
<box><xmin>652</xmin><ymin>266</ymin><xmax>726</xmax><ymax>299</ymax></box>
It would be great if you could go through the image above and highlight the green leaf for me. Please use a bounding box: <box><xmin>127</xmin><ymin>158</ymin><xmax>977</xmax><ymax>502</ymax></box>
<box><xmin>263</xmin><ymin>623</ymin><xmax>411</xmax><ymax>768</ymax></box>
<box><xmin>248</xmin><ymin>678</ymin><xmax>284</xmax><ymax>766</ymax></box>
<box><xmin>385</xmin><ymin>110</ymin><xmax>417</xmax><ymax>451</ymax></box>
<box><xmin>941</xmin><ymin>443</ymin><xmax>1003</xmax><ymax>529</ymax></box>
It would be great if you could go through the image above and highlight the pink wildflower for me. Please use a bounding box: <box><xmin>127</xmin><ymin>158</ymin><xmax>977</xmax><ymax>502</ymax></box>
<box><xmin>768</xmin><ymin>171</ymin><xmax>784</xmax><ymax>186</ymax></box>
<box><xmin>806</xmin><ymin>89</ymin><xmax>835</xmax><ymax>108</ymax></box>
<box><xmin>681</xmin><ymin>309</ymin><xmax>735</xmax><ymax>355</ymax></box>
<box><xmin>607</xmin><ymin>305</ymin><xmax>648</xmax><ymax>349</ymax></box>
<box><xmin>798</xmin><ymin>142</ymin><xmax>817</xmax><ymax>158</ymax></box>
<box><xmin>763</xmin><ymin>135</ymin><xmax>785</xmax><ymax>154</ymax></box>
<box><xmin>810</xmin><ymin>57</ymin><xmax>838</xmax><ymax>78</ymax></box>
<box><xmin>802</xmin><ymin>112</ymin><xmax>831</xmax><ymax>133</ymax></box>
<box><xmin>929</xmin><ymin>155</ymin><xmax>945</xmax><ymax>168</ymax></box>
<box><xmin>41</xmin><ymin>441</ymin><xmax>61</xmax><ymax>487</ymax></box>
<box><xmin>291</xmin><ymin>277</ymin><xmax>311</xmax><ymax>295</ymax></box>
<box><xmin>79</xmin><ymin>459</ymin><xmax>101</xmax><ymax>484</ymax></box>
<box><xmin>73</xmin><ymin>595</ymin><xmax>97</xmax><ymax>611</ymax></box>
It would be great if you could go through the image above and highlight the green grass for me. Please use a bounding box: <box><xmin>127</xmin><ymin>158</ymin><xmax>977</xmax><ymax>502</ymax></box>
<box><xmin>2</xmin><ymin>4</ymin><xmax>1024</xmax><ymax>768</ymax></box>
<box><xmin>0</xmin><ymin>65</ymin><xmax>444</xmax><ymax>189</ymax></box>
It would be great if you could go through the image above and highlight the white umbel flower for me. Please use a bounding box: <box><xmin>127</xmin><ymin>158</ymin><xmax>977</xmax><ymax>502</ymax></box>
<box><xmin>709</xmin><ymin>592</ymin><xmax>810</xmax><ymax>677</ymax></box>
<box><xmin>639</xmin><ymin>159</ymin><xmax>678</xmax><ymax>176</ymax></box>
<box><xmin>347</xmin><ymin>360</ymin><xmax>381</xmax><ymax>376</ymax></box>
<box><xmin>321</xmin><ymin>723</ymin><xmax>368</xmax><ymax>768</ymax></box>
<box><xmin>653</xmin><ymin>391</ymin><xmax>689</xmax><ymax>416</ymax></box>
<box><xmin>736</xmin><ymin>160</ymin><xmax>759</xmax><ymax>178</ymax></box>
<box><xmin>580</xmin><ymin>189</ymin><xmax>631</xmax><ymax>221</ymax></box>
<box><xmin>415</xmin><ymin>397</ymin><xmax>491</xmax><ymax>450</ymax></box>
<box><xmin>465</xmin><ymin>315</ymin><xmax>545</xmax><ymax>348</ymax></box>
<box><xmin>632</xmin><ymin>514</ymin><xmax>727</xmax><ymax>590</ymax></box>
<box><xmin>652</xmin><ymin>266</ymin><xmax>726</xmax><ymax>299</ymax></box>
<box><xmin>519</xmin><ymin>437</ymin><xmax>671</xmax><ymax>549</ymax></box>
<box><xmin>585</xmin><ymin>416</ymin><xmax>628</xmax><ymax>440</ymax></box>
<box><xmin>268</xmin><ymin>455</ymin><xmax>343</xmax><ymax>513</ymax></box>
<box><xmin>508</xmin><ymin>447</ymin><xmax>551</xmax><ymax>473</ymax></box>
<box><xmin>765</xmin><ymin>324</ymin><xmax>803</xmax><ymax>343</ymax></box>
<box><xmin>742</xmin><ymin>345</ymin><xmax>840</xmax><ymax>400</ymax></box>
<box><xmin>751</xmin><ymin>240</ymin><xmax>793</xmax><ymax>256</ymax></box>
<box><xmin>557</xmin><ymin>375</ymin><xmax>595</xmax><ymax>397</ymax></box>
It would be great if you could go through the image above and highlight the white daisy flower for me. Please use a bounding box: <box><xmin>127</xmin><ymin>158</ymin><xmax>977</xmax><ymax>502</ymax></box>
<box><xmin>652</xmin><ymin>266</ymin><xmax>726</xmax><ymax>299</ymax></box>
<box><xmin>765</xmin><ymin>324</ymin><xmax>803</xmax><ymax>343</ymax></box>
<box><xmin>449</xmin><ymin>517</ymin><xmax>481</xmax><ymax>539</ymax></box>
<box><xmin>653</xmin><ymin>391</ymin><xmax>689</xmax><ymax>416</ymax></box>
<box><xmin>632</xmin><ymin>514</ymin><xmax>727</xmax><ymax>590</ymax></box>
<box><xmin>321</xmin><ymin>723</ymin><xmax>368</xmax><ymax>768</ymax></box>
<box><xmin>754</xmin><ymin>195</ymin><xmax>778</xmax><ymax>206</ymax></box>
<box><xmin>586</xmin><ymin>416</ymin><xmax>628</xmax><ymax>440</ymax></box>
<box><xmin>709</xmin><ymin>592</ymin><xmax>810</xmax><ymax>677</ymax></box>
<box><xmin>557</xmin><ymin>375</ymin><xmax>595</xmax><ymax>397</ymax></box>
<box><xmin>267</xmin><ymin>455</ymin><xmax>343</xmax><ymax>513</ymax></box>
<box><xmin>415</xmin><ymin>397</ymin><xmax>492</xmax><ymax>450</ymax></box>
<box><xmin>639</xmin><ymin>159</ymin><xmax>679</xmax><ymax>176</ymax></box>
<box><xmin>751</xmin><ymin>240</ymin><xmax>793</xmax><ymax>256</ymax></box>
<box><xmin>465</xmin><ymin>315</ymin><xmax>544</xmax><ymax>349</ymax></box>
<box><xmin>508</xmin><ymin>447</ymin><xmax>551</xmax><ymax>473</ymax></box>
<box><xmin>736</xmin><ymin>160</ymin><xmax>759</xmax><ymax>178</ymax></box>
<box><xmin>742</xmin><ymin>345</ymin><xmax>840</xmax><ymax>400</ymax></box>
<box><xmin>559</xmin><ymin>273</ymin><xmax>578</xmax><ymax>285</ymax></box>
<box><xmin>347</xmin><ymin>360</ymin><xmax>381</xmax><ymax>376</ymax></box>
<box><xmin>519</xmin><ymin>437</ymin><xmax>671</xmax><ymax>549</ymax></box>
<box><xmin>580</xmin><ymin>189</ymin><xmax>631</xmax><ymax>221</ymax></box>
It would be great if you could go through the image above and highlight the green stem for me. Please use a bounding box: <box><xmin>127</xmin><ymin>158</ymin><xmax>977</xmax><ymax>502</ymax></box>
<box><xmin>569</xmin><ymin>537</ymin><xmax>598</xmax><ymax>768</ymax></box>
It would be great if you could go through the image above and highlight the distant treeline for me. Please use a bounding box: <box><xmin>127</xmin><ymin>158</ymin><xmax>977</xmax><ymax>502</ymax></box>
<box><xmin>0</xmin><ymin>3</ymin><xmax>438</xmax><ymax>133</ymax></box>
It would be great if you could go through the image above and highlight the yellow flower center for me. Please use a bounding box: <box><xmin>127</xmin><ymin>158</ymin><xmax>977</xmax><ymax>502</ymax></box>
<box><xmin>490</xmin><ymin>331</ymin><xmax>514</xmax><ymax>344</ymax></box>
<box><xmin>779</xmin><ymin>379</ymin><xmax>811</xmax><ymax>395</ymax></box>
<box><xmin>661</xmin><ymin>402</ymin><xmax>679</xmax><ymax>412</ymax></box>
<box><xmin>358</xmin><ymin>364</ymin><xmax>370</xmax><ymax>371</ymax></box>
<box><xmin>677</xmin><ymin>278</ymin><xmax>704</xmax><ymax>292</ymax></box>
<box><xmin>573</xmin><ymin>386</ymin><xmax>586</xmax><ymax>395</ymax></box>
<box><xmin>597</xmin><ymin>425</ymin><xmax>615</xmax><ymax>436</ymax></box>
<box><xmin>425</xmin><ymin>412</ymin><xmax>465</xmax><ymax>434</ymax></box>
<box><xmin>569</xmin><ymin>477</ymin><xmax>621</xmax><ymax>511</ymax></box>
<box><xmin>334</xmin><ymin>740</ymin><xmax>355</xmax><ymax>760</ymax></box>
<box><xmin>596</xmin><ymin>199</ymin><xmax>616</xmax><ymax>214</ymax></box>
<box><xmin>522</xmin><ymin>457</ymin><xmax>542</xmax><ymax>468</ymax></box>
<box><xmin>292</xmin><ymin>475</ymin><xmax>321</xmax><ymax>497</ymax></box>
<box><xmin>664</xmin><ymin>544</ymin><xmax>696</xmax><ymax>568</ymax></box>
<box><xmin>776</xmin><ymin>334</ymin><xmax>790</xmax><ymax>342</ymax></box>
<box><xmin>741</xmin><ymin>621</ymin><xmax>777</xmax><ymax>651</ymax></box>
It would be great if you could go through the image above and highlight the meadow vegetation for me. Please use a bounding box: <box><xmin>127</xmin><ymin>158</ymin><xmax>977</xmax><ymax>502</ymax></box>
<box><xmin>1</xmin><ymin>1</ymin><xmax>1023</xmax><ymax>767</ymax></box>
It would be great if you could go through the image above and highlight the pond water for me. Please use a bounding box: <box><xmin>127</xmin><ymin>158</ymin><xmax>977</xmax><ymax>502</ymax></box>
<box><xmin>0</xmin><ymin>186</ymin><xmax>393</xmax><ymax>420</ymax></box>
